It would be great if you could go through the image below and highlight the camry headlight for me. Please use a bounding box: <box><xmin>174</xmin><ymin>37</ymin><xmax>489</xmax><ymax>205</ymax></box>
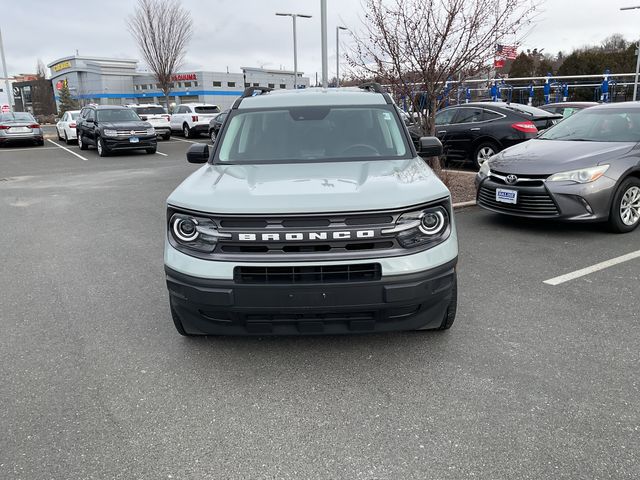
<box><xmin>479</xmin><ymin>161</ymin><xmax>491</xmax><ymax>177</ymax></box>
<box><xmin>168</xmin><ymin>211</ymin><xmax>230</xmax><ymax>254</ymax></box>
<box><xmin>103</xmin><ymin>129</ymin><xmax>118</xmax><ymax>137</ymax></box>
<box><xmin>382</xmin><ymin>202</ymin><xmax>451</xmax><ymax>249</ymax></box>
<box><xmin>146</xmin><ymin>127</ymin><xmax>156</xmax><ymax>136</ymax></box>
<box><xmin>547</xmin><ymin>165</ymin><xmax>609</xmax><ymax>184</ymax></box>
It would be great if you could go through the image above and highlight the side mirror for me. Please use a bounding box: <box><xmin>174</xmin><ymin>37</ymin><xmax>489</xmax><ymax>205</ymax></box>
<box><xmin>140</xmin><ymin>115</ymin><xmax>148</xmax><ymax>121</ymax></box>
<box><xmin>419</xmin><ymin>136</ymin><xmax>443</xmax><ymax>157</ymax></box>
<box><xmin>186</xmin><ymin>143</ymin><xmax>210</xmax><ymax>164</ymax></box>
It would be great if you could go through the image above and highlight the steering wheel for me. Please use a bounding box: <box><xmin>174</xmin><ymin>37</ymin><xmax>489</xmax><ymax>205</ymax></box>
<box><xmin>339</xmin><ymin>144</ymin><xmax>380</xmax><ymax>156</ymax></box>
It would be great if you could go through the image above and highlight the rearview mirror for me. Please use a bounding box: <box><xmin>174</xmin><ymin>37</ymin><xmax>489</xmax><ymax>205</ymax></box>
<box><xmin>419</xmin><ymin>136</ymin><xmax>443</xmax><ymax>157</ymax></box>
<box><xmin>186</xmin><ymin>143</ymin><xmax>210</xmax><ymax>164</ymax></box>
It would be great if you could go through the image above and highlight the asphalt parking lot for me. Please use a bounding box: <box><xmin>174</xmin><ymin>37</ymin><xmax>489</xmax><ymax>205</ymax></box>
<box><xmin>1</xmin><ymin>136</ymin><xmax>639</xmax><ymax>480</ymax></box>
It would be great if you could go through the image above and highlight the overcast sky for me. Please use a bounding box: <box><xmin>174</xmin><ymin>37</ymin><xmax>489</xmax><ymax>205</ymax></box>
<box><xmin>2</xmin><ymin>0</ymin><xmax>640</xmax><ymax>79</ymax></box>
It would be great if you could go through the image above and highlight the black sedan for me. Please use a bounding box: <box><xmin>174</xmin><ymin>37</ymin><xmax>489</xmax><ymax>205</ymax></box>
<box><xmin>0</xmin><ymin>112</ymin><xmax>44</xmax><ymax>147</ymax></box>
<box><xmin>208</xmin><ymin>109</ymin><xmax>229</xmax><ymax>143</ymax></box>
<box><xmin>475</xmin><ymin>102</ymin><xmax>640</xmax><ymax>233</ymax></box>
<box><xmin>411</xmin><ymin>102</ymin><xmax>561</xmax><ymax>168</ymax></box>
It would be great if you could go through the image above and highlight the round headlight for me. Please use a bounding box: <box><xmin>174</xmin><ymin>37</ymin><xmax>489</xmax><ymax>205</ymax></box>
<box><xmin>419</xmin><ymin>211</ymin><xmax>445</xmax><ymax>235</ymax></box>
<box><xmin>173</xmin><ymin>217</ymin><xmax>199</xmax><ymax>242</ymax></box>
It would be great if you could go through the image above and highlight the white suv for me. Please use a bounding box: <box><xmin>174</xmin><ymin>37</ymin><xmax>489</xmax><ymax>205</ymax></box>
<box><xmin>164</xmin><ymin>85</ymin><xmax>458</xmax><ymax>336</ymax></box>
<box><xmin>127</xmin><ymin>104</ymin><xmax>171</xmax><ymax>140</ymax></box>
<box><xmin>170</xmin><ymin>103</ymin><xmax>220</xmax><ymax>138</ymax></box>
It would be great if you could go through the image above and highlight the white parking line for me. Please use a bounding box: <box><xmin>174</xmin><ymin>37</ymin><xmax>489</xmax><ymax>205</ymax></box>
<box><xmin>171</xmin><ymin>137</ymin><xmax>201</xmax><ymax>144</ymax></box>
<box><xmin>46</xmin><ymin>139</ymin><xmax>88</xmax><ymax>161</ymax></box>
<box><xmin>0</xmin><ymin>147</ymin><xmax>59</xmax><ymax>152</ymax></box>
<box><xmin>543</xmin><ymin>250</ymin><xmax>640</xmax><ymax>286</ymax></box>
<box><xmin>155</xmin><ymin>151</ymin><xmax>168</xmax><ymax>156</ymax></box>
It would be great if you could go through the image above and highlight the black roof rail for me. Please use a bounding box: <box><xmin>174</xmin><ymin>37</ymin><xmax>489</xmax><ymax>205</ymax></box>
<box><xmin>358</xmin><ymin>82</ymin><xmax>393</xmax><ymax>104</ymax></box>
<box><xmin>232</xmin><ymin>86</ymin><xmax>274</xmax><ymax>109</ymax></box>
<box><xmin>358</xmin><ymin>82</ymin><xmax>384</xmax><ymax>93</ymax></box>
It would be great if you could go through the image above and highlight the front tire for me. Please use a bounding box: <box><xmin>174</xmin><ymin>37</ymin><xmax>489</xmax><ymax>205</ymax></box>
<box><xmin>78</xmin><ymin>134</ymin><xmax>87</xmax><ymax>150</ymax></box>
<box><xmin>608</xmin><ymin>177</ymin><xmax>640</xmax><ymax>233</ymax></box>
<box><xmin>97</xmin><ymin>137</ymin><xmax>109</xmax><ymax>157</ymax></box>
<box><xmin>473</xmin><ymin>141</ymin><xmax>499</xmax><ymax>169</ymax></box>
<box><xmin>162</xmin><ymin>133</ymin><xmax>171</xmax><ymax>141</ymax></box>
<box><xmin>170</xmin><ymin>298</ymin><xmax>191</xmax><ymax>336</ymax></box>
<box><xmin>210</xmin><ymin>129</ymin><xmax>217</xmax><ymax>143</ymax></box>
<box><xmin>146</xmin><ymin>147</ymin><xmax>157</xmax><ymax>154</ymax></box>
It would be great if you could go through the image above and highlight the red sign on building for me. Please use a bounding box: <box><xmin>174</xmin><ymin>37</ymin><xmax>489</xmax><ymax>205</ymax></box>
<box><xmin>171</xmin><ymin>73</ymin><xmax>197</xmax><ymax>82</ymax></box>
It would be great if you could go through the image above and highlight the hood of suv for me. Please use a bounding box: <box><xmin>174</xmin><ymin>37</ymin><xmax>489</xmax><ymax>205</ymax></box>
<box><xmin>167</xmin><ymin>157</ymin><xmax>450</xmax><ymax>214</ymax></box>
<box><xmin>489</xmin><ymin>139</ymin><xmax>637</xmax><ymax>175</ymax></box>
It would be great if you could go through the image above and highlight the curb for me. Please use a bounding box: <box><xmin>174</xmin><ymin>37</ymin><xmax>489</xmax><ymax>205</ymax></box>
<box><xmin>452</xmin><ymin>200</ymin><xmax>476</xmax><ymax>210</ymax></box>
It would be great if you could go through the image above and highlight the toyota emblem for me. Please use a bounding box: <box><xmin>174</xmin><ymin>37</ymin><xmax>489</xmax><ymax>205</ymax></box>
<box><xmin>505</xmin><ymin>174</ymin><xmax>518</xmax><ymax>184</ymax></box>
<box><xmin>130</xmin><ymin>130</ymin><xmax>135</xmax><ymax>135</ymax></box>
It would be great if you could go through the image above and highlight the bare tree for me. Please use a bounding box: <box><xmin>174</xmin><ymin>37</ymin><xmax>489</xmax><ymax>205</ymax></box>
<box><xmin>127</xmin><ymin>0</ymin><xmax>192</xmax><ymax>110</ymax></box>
<box><xmin>347</xmin><ymin>0</ymin><xmax>538</xmax><ymax>167</ymax></box>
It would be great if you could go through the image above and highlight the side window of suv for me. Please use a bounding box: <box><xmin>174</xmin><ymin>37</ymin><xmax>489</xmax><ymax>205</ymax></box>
<box><xmin>454</xmin><ymin>108</ymin><xmax>483</xmax><ymax>124</ymax></box>
<box><xmin>86</xmin><ymin>109</ymin><xmax>95</xmax><ymax>122</ymax></box>
<box><xmin>435</xmin><ymin>108</ymin><xmax>457</xmax><ymax>126</ymax></box>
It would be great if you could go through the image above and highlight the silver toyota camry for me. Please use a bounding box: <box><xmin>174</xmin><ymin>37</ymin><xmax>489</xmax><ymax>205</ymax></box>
<box><xmin>0</xmin><ymin>112</ymin><xmax>44</xmax><ymax>147</ymax></box>
<box><xmin>476</xmin><ymin>102</ymin><xmax>640</xmax><ymax>233</ymax></box>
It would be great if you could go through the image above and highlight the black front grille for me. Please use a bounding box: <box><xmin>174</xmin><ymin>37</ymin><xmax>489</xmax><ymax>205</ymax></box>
<box><xmin>234</xmin><ymin>263</ymin><xmax>382</xmax><ymax>284</ymax></box>
<box><xmin>478</xmin><ymin>184</ymin><xmax>559</xmax><ymax>216</ymax></box>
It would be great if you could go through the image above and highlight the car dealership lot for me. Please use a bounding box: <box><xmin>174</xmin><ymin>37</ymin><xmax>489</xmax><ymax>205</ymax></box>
<box><xmin>1</xmin><ymin>142</ymin><xmax>638</xmax><ymax>479</ymax></box>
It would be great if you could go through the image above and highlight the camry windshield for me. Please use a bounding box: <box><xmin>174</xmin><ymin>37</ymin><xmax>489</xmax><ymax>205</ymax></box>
<box><xmin>216</xmin><ymin>106</ymin><xmax>409</xmax><ymax>163</ymax></box>
<box><xmin>540</xmin><ymin>109</ymin><xmax>640</xmax><ymax>142</ymax></box>
<box><xmin>96</xmin><ymin>109</ymin><xmax>141</xmax><ymax>122</ymax></box>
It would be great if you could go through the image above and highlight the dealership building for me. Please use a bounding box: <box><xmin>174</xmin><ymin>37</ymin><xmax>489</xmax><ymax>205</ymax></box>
<box><xmin>47</xmin><ymin>55</ymin><xmax>311</xmax><ymax>110</ymax></box>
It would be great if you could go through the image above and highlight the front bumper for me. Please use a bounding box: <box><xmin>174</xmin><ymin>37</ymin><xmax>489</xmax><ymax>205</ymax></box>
<box><xmin>166</xmin><ymin>258</ymin><xmax>457</xmax><ymax>335</ymax></box>
<box><xmin>476</xmin><ymin>175</ymin><xmax>616</xmax><ymax>222</ymax></box>
<box><xmin>103</xmin><ymin>135</ymin><xmax>157</xmax><ymax>151</ymax></box>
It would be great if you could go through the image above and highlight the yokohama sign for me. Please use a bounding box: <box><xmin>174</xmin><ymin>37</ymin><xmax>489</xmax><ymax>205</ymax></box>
<box><xmin>171</xmin><ymin>73</ymin><xmax>197</xmax><ymax>81</ymax></box>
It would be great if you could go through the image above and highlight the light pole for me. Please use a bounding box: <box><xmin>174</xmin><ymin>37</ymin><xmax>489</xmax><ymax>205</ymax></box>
<box><xmin>321</xmin><ymin>0</ymin><xmax>328</xmax><ymax>88</ymax></box>
<box><xmin>0</xmin><ymin>25</ymin><xmax>13</xmax><ymax>112</ymax></box>
<box><xmin>335</xmin><ymin>26</ymin><xmax>348</xmax><ymax>87</ymax></box>
<box><xmin>621</xmin><ymin>5</ymin><xmax>640</xmax><ymax>101</ymax></box>
<box><xmin>276</xmin><ymin>12</ymin><xmax>312</xmax><ymax>89</ymax></box>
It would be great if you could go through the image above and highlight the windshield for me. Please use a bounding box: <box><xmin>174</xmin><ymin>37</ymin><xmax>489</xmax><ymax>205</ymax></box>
<box><xmin>134</xmin><ymin>106</ymin><xmax>165</xmax><ymax>115</ymax></box>
<box><xmin>70</xmin><ymin>112</ymin><xmax>80</xmax><ymax>120</ymax></box>
<box><xmin>96</xmin><ymin>109</ymin><xmax>141</xmax><ymax>122</ymax></box>
<box><xmin>216</xmin><ymin>106</ymin><xmax>410</xmax><ymax>163</ymax></box>
<box><xmin>195</xmin><ymin>106</ymin><xmax>220</xmax><ymax>114</ymax></box>
<box><xmin>539</xmin><ymin>109</ymin><xmax>640</xmax><ymax>142</ymax></box>
<box><xmin>0</xmin><ymin>112</ymin><xmax>35</xmax><ymax>122</ymax></box>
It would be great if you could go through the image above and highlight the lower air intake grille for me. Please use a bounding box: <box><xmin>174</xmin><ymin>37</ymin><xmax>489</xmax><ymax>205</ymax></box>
<box><xmin>234</xmin><ymin>263</ymin><xmax>382</xmax><ymax>284</ymax></box>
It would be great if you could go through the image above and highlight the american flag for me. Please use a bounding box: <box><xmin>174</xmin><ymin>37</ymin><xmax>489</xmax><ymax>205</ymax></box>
<box><xmin>496</xmin><ymin>44</ymin><xmax>518</xmax><ymax>60</ymax></box>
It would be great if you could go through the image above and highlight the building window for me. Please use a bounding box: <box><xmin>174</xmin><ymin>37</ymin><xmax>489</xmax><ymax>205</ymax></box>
<box><xmin>213</xmin><ymin>81</ymin><xmax>222</xmax><ymax>87</ymax></box>
<box><xmin>194</xmin><ymin>81</ymin><xmax>198</xmax><ymax>86</ymax></box>
<box><xmin>280</xmin><ymin>84</ymin><xmax>286</xmax><ymax>89</ymax></box>
<box><xmin>176</xmin><ymin>82</ymin><xmax>182</xmax><ymax>88</ymax></box>
<box><xmin>244</xmin><ymin>82</ymin><xmax>250</xmax><ymax>87</ymax></box>
<box><xmin>227</xmin><ymin>81</ymin><xmax>236</xmax><ymax>87</ymax></box>
<box><xmin>268</xmin><ymin>83</ymin><xmax>275</xmax><ymax>88</ymax></box>
<box><xmin>184</xmin><ymin>82</ymin><xmax>192</xmax><ymax>87</ymax></box>
<box><xmin>156</xmin><ymin>84</ymin><xmax>162</xmax><ymax>89</ymax></box>
<box><xmin>253</xmin><ymin>83</ymin><xmax>259</xmax><ymax>87</ymax></box>
<box><xmin>141</xmin><ymin>84</ymin><xmax>148</xmax><ymax>90</ymax></box>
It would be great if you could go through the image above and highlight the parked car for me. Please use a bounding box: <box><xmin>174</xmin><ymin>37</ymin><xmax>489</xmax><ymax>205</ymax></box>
<box><xmin>76</xmin><ymin>105</ymin><xmax>156</xmax><ymax>157</ymax></box>
<box><xmin>539</xmin><ymin>102</ymin><xmax>598</xmax><ymax>123</ymax></box>
<box><xmin>0</xmin><ymin>112</ymin><xmax>44</xmax><ymax>147</ymax></box>
<box><xmin>475</xmin><ymin>102</ymin><xmax>640</xmax><ymax>233</ymax></box>
<box><xmin>165</xmin><ymin>84</ymin><xmax>458</xmax><ymax>336</ymax></box>
<box><xmin>169</xmin><ymin>103</ymin><xmax>220</xmax><ymax>138</ymax></box>
<box><xmin>410</xmin><ymin>102</ymin><xmax>561</xmax><ymax>168</ymax></box>
<box><xmin>126</xmin><ymin>104</ymin><xmax>171</xmax><ymax>140</ymax></box>
<box><xmin>208</xmin><ymin>109</ymin><xmax>229</xmax><ymax>143</ymax></box>
<box><xmin>56</xmin><ymin>110</ymin><xmax>81</xmax><ymax>144</ymax></box>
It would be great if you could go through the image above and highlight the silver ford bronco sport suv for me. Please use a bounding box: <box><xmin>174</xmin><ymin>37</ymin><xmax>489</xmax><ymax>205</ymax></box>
<box><xmin>164</xmin><ymin>84</ymin><xmax>459</xmax><ymax>335</ymax></box>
